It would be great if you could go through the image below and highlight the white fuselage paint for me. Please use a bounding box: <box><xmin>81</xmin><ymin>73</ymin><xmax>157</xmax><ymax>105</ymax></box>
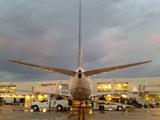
<box><xmin>69</xmin><ymin>68</ymin><xmax>92</xmax><ymax>101</ymax></box>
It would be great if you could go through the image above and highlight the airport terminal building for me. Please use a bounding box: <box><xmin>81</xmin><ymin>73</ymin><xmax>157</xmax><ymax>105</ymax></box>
<box><xmin>0</xmin><ymin>77</ymin><xmax>160</xmax><ymax>107</ymax></box>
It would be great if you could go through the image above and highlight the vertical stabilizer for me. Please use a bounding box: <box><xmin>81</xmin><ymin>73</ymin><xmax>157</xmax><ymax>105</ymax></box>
<box><xmin>78</xmin><ymin>0</ymin><xmax>82</xmax><ymax>67</ymax></box>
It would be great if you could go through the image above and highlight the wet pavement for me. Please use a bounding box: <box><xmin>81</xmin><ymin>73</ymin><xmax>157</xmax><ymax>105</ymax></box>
<box><xmin>0</xmin><ymin>105</ymin><xmax>160</xmax><ymax>120</ymax></box>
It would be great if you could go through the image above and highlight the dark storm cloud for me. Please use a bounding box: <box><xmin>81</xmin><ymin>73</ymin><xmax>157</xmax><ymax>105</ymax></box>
<box><xmin>0</xmin><ymin>0</ymin><xmax>160</xmax><ymax>82</ymax></box>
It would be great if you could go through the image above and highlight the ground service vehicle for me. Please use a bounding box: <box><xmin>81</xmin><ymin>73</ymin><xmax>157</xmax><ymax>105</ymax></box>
<box><xmin>128</xmin><ymin>97</ymin><xmax>148</xmax><ymax>108</ymax></box>
<box><xmin>30</xmin><ymin>96</ymin><xmax>71</xmax><ymax>111</ymax></box>
<box><xmin>148</xmin><ymin>98</ymin><xmax>160</xmax><ymax>108</ymax></box>
<box><xmin>4</xmin><ymin>97</ymin><xmax>25</xmax><ymax>105</ymax></box>
<box><xmin>92</xmin><ymin>100</ymin><xmax>132</xmax><ymax>111</ymax></box>
<box><xmin>4</xmin><ymin>97</ymin><xmax>14</xmax><ymax>105</ymax></box>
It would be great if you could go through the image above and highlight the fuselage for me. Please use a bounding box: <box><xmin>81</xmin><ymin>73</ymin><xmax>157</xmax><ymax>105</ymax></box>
<box><xmin>69</xmin><ymin>67</ymin><xmax>92</xmax><ymax>101</ymax></box>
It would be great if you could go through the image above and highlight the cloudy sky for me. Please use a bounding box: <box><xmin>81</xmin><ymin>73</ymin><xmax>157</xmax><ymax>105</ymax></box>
<box><xmin>0</xmin><ymin>0</ymin><xmax>160</xmax><ymax>82</ymax></box>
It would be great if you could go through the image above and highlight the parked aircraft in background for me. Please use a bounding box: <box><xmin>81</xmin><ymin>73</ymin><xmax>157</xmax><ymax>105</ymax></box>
<box><xmin>8</xmin><ymin>0</ymin><xmax>152</xmax><ymax>101</ymax></box>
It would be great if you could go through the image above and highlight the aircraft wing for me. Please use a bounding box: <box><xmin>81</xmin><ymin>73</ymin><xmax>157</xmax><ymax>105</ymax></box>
<box><xmin>8</xmin><ymin>60</ymin><xmax>76</xmax><ymax>76</ymax></box>
<box><xmin>84</xmin><ymin>60</ymin><xmax>152</xmax><ymax>77</ymax></box>
<box><xmin>90</xmin><ymin>89</ymin><xmax>160</xmax><ymax>98</ymax></box>
<box><xmin>3</xmin><ymin>88</ymin><xmax>72</xmax><ymax>97</ymax></box>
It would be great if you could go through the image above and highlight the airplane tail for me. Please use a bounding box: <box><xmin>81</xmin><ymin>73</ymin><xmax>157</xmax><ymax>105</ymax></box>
<box><xmin>8</xmin><ymin>0</ymin><xmax>152</xmax><ymax>78</ymax></box>
<box><xmin>78</xmin><ymin>0</ymin><xmax>82</xmax><ymax>68</ymax></box>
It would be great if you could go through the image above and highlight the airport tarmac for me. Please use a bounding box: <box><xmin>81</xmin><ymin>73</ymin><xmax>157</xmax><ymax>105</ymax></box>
<box><xmin>0</xmin><ymin>105</ymin><xmax>160</xmax><ymax>120</ymax></box>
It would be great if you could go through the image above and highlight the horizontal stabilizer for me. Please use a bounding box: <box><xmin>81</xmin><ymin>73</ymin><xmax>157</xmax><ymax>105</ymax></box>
<box><xmin>9</xmin><ymin>60</ymin><xmax>76</xmax><ymax>76</ymax></box>
<box><xmin>84</xmin><ymin>60</ymin><xmax>152</xmax><ymax>77</ymax></box>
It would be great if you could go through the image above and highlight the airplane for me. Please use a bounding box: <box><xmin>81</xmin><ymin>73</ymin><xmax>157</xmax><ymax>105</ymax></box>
<box><xmin>8</xmin><ymin>0</ymin><xmax>152</xmax><ymax>101</ymax></box>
